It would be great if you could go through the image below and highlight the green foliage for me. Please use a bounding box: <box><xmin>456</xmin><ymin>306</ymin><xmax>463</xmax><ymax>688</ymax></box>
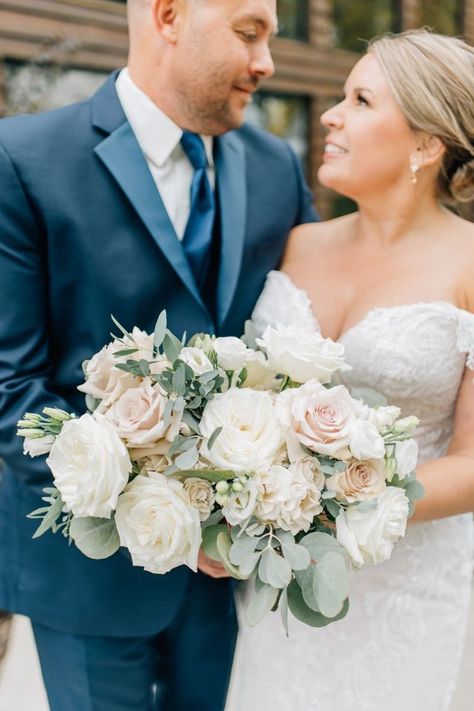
<box><xmin>287</xmin><ymin>580</ymin><xmax>350</xmax><ymax>627</ymax></box>
<box><xmin>69</xmin><ymin>516</ymin><xmax>120</xmax><ymax>559</ymax></box>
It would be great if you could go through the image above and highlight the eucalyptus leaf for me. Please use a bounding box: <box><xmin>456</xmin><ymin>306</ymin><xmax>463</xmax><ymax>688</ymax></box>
<box><xmin>201</xmin><ymin>510</ymin><xmax>223</xmax><ymax>529</ymax></box>
<box><xmin>404</xmin><ymin>479</ymin><xmax>425</xmax><ymax>503</ymax></box>
<box><xmin>138</xmin><ymin>359</ymin><xmax>151</xmax><ymax>377</ymax></box>
<box><xmin>175</xmin><ymin>446</ymin><xmax>199</xmax><ymax>470</ymax></box>
<box><xmin>111</xmin><ymin>314</ymin><xmax>132</xmax><ymax>339</ymax></box>
<box><xmin>280</xmin><ymin>588</ymin><xmax>290</xmax><ymax>638</ymax></box>
<box><xmin>324</xmin><ymin>498</ymin><xmax>342</xmax><ymax>519</ymax></box>
<box><xmin>258</xmin><ymin>548</ymin><xmax>292</xmax><ymax>589</ymax></box>
<box><xmin>32</xmin><ymin>495</ymin><xmax>64</xmax><ymax>538</ymax></box>
<box><xmin>172</xmin><ymin>365</ymin><xmax>186</xmax><ymax>397</ymax></box>
<box><xmin>153</xmin><ymin>311</ymin><xmax>167</xmax><ymax>352</ymax></box>
<box><xmin>199</xmin><ymin>370</ymin><xmax>220</xmax><ymax>384</ymax></box>
<box><xmin>229</xmin><ymin>533</ymin><xmax>260</xmax><ymax>566</ymax></box>
<box><xmin>300</xmin><ymin>531</ymin><xmax>347</xmax><ymax>562</ymax></box>
<box><xmin>287</xmin><ymin>579</ymin><xmax>350</xmax><ymax>628</ymax></box>
<box><xmin>163</xmin><ymin>333</ymin><xmax>181</xmax><ymax>363</ymax></box>
<box><xmin>216</xmin><ymin>532</ymin><xmax>247</xmax><ymax>579</ymax></box>
<box><xmin>69</xmin><ymin>516</ymin><xmax>120</xmax><ymax>559</ymax></box>
<box><xmin>182</xmin><ymin>410</ymin><xmax>201</xmax><ymax>435</ymax></box>
<box><xmin>176</xmin><ymin>469</ymin><xmax>234</xmax><ymax>483</ymax></box>
<box><xmin>201</xmin><ymin>524</ymin><xmax>228</xmax><ymax>561</ymax></box>
<box><xmin>281</xmin><ymin>542</ymin><xmax>311</xmax><ymax>571</ymax></box>
<box><xmin>208</xmin><ymin>426</ymin><xmax>223</xmax><ymax>450</ymax></box>
<box><xmin>237</xmin><ymin>551</ymin><xmax>262</xmax><ymax>578</ymax></box>
<box><xmin>247</xmin><ymin>583</ymin><xmax>279</xmax><ymax>627</ymax></box>
<box><xmin>313</xmin><ymin>551</ymin><xmax>350</xmax><ymax>618</ymax></box>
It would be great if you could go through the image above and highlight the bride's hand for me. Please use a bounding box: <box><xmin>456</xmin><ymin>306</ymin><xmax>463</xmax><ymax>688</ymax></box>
<box><xmin>197</xmin><ymin>550</ymin><xmax>232</xmax><ymax>579</ymax></box>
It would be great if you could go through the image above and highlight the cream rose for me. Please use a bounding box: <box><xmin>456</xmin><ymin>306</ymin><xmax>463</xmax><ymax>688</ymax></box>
<box><xmin>280</xmin><ymin>381</ymin><xmax>358</xmax><ymax>460</ymax></box>
<box><xmin>255</xmin><ymin>462</ymin><xmax>323</xmax><ymax>534</ymax></box>
<box><xmin>395</xmin><ymin>439</ymin><xmax>418</xmax><ymax>479</ymax></box>
<box><xmin>257</xmin><ymin>324</ymin><xmax>349</xmax><ymax>384</ymax></box>
<box><xmin>200</xmin><ymin>388</ymin><xmax>284</xmax><ymax>472</ymax></box>
<box><xmin>78</xmin><ymin>342</ymin><xmax>135</xmax><ymax>413</ymax></box>
<box><xmin>326</xmin><ymin>459</ymin><xmax>387</xmax><ymax>503</ymax></box>
<box><xmin>105</xmin><ymin>379</ymin><xmax>178</xmax><ymax>448</ymax></box>
<box><xmin>115</xmin><ymin>473</ymin><xmax>201</xmax><ymax>574</ymax></box>
<box><xmin>183</xmin><ymin>478</ymin><xmax>215</xmax><ymax>521</ymax></box>
<box><xmin>46</xmin><ymin>413</ymin><xmax>131</xmax><ymax>518</ymax></box>
<box><xmin>336</xmin><ymin>487</ymin><xmax>409</xmax><ymax>567</ymax></box>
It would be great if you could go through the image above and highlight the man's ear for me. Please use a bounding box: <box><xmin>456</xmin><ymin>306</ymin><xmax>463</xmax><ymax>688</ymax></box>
<box><xmin>152</xmin><ymin>0</ymin><xmax>181</xmax><ymax>44</ymax></box>
<box><xmin>417</xmin><ymin>134</ymin><xmax>446</xmax><ymax>169</ymax></box>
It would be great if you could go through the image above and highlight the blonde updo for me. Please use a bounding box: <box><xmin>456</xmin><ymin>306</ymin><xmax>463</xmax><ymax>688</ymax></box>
<box><xmin>369</xmin><ymin>30</ymin><xmax>474</xmax><ymax>204</ymax></box>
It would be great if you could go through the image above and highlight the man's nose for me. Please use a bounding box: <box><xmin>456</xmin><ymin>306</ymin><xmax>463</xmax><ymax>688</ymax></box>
<box><xmin>250</xmin><ymin>43</ymin><xmax>275</xmax><ymax>79</ymax></box>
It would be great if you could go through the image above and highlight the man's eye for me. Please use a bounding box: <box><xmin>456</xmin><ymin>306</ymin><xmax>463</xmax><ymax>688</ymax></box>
<box><xmin>238</xmin><ymin>31</ymin><xmax>258</xmax><ymax>42</ymax></box>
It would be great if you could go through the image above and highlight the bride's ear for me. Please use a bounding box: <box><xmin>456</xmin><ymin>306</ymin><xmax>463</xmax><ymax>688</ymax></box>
<box><xmin>415</xmin><ymin>134</ymin><xmax>446</xmax><ymax>169</ymax></box>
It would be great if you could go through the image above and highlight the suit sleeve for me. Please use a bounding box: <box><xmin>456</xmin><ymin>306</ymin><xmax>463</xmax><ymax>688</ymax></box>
<box><xmin>286</xmin><ymin>143</ymin><xmax>320</xmax><ymax>226</ymax></box>
<box><xmin>0</xmin><ymin>141</ymin><xmax>76</xmax><ymax>494</ymax></box>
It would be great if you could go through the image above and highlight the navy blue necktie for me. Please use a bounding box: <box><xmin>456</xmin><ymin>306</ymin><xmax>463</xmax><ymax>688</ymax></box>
<box><xmin>180</xmin><ymin>131</ymin><xmax>216</xmax><ymax>288</ymax></box>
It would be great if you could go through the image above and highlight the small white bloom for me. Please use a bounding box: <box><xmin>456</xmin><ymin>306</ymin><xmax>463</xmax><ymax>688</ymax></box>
<box><xmin>222</xmin><ymin>478</ymin><xmax>258</xmax><ymax>526</ymax></box>
<box><xmin>257</xmin><ymin>324</ymin><xmax>350</xmax><ymax>384</ymax></box>
<box><xmin>183</xmin><ymin>478</ymin><xmax>215</xmax><ymax>521</ymax></box>
<box><xmin>46</xmin><ymin>413</ymin><xmax>131</xmax><ymax>518</ymax></box>
<box><xmin>394</xmin><ymin>439</ymin><xmax>418</xmax><ymax>479</ymax></box>
<box><xmin>336</xmin><ymin>487</ymin><xmax>409</xmax><ymax>567</ymax></box>
<box><xmin>213</xmin><ymin>337</ymin><xmax>252</xmax><ymax>372</ymax></box>
<box><xmin>23</xmin><ymin>434</ymin><xmax>55</xmax><ymax>458</ymax></box>
<box><xmin>200</xmin><ymin>388</ymin><xmax>284</xmax><ymax>472</ymax></box>
<box><xmin>179</xmin><ymin>347</ymin><xmax>213</xmax><ymax>376</ymax></box>
<box><xmin>393</xmin><ymin>416</ymin><xmax>419</xmax><ymax>436</ymax></box>
<box><xmin>115</xmin><ymin>473</ymin><xmax>201</xmax><ymax>574</ymax></box>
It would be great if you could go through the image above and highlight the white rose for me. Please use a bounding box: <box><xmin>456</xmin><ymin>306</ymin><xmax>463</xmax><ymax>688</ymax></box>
<box><xmin>222</xmin><ymin>478</ymin><xmax>258</xmax><ymax>526</ymax></box>
<box><xmin>23</xmin><ymin>434</ymin><xmax>55</xmax><ymax>457</ymax></box>
<box><xmin>46</xmin><ymin>413</ymin><xmax>131</xmax><ymax>518</ymax></box>
<box><xmin>105</xmin><ymin>379</ymin><xmax>178</xmax><ymax>448</ymax></box>
<box><xmin>349</xmin><ymin>418</ymin><xmax>386</xmax><ymax>460</ymax></box>
<box><xmin>326</xmin><ymin>459</ymin><xmax>386</xmax><ymax>503</ymax></box>
<box><xmin>255</xmin><ymin>462</ymin><xmax>323</xmax><ymax>534</ymax></box>
<box><xmin>280</xmin><ymin>381</ymin><xmax>358</xmax><ymax>460</ymax></box>
<box><xmin>200</xmin><ymin>388</ymin><xmax>284</xmax><ymax>472</ymax></box>
<box><xmin>115</xmin><ymin>473</ymin><xmax>201</xmax><ymax>574</ymax></box>
<box><xmin>257</xmin><ymin>324</ymin><xmax>350</xmax><ymax>384</ymax></box>
<box><xmin>394</xmin><ymin>439</ymin><xmax>418</xmax><ymax>479</ymax></box>
<box><xmin>336</xmin><ymin>487</ymin><xmax>409</xmax><ymax>567</ymax></box>
<box><xmin>213</xmin><ymin>337</ymin><xmax>252</xmax><ymax>371</ymax></box>
<box><xmin>183</xmin><ymin>478</ymin><xmax>215</xmax><ymax>521</ymax></box>
<box><xmin>179</xmin><ymin>347</ymin><xmax>213</xmax><ymax>376</ymax></box>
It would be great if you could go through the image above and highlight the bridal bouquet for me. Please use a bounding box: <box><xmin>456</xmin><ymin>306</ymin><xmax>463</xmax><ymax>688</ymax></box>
<box><xmin>18</xmin><ymin>313</ymin><xmax>423</xmax><ymax>630</ymax></box>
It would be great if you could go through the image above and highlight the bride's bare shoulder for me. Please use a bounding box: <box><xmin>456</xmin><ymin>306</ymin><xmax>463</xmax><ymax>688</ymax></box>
<box><xmin>283</xmin><ymin>213</ymin><xmax>356</xmax><ymax>262</ymax></box>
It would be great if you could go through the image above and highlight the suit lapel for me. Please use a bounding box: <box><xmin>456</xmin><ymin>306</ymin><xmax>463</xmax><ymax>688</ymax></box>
<box><xmin>215</xmin><ymin>132</ymin><xmax>247</xmax><ymax>328</ymax></box>
<box><xmin>91</xmin><ymin>76</ymin><xmax>206</xmax><ymax>312</ymax></box>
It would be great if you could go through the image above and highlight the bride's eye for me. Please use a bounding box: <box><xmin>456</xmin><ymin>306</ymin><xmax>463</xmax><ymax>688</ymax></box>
<box><xmin>356</xmin><ymin>92</ymin><xmax>369</xmax><ymax>107</ymax></box>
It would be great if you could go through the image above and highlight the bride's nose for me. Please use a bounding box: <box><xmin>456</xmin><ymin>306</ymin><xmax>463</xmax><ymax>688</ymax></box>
<box><xmin>321</xmin><ymin>104</ymin><xmax>344</xmax><ymax>129</ymax></box>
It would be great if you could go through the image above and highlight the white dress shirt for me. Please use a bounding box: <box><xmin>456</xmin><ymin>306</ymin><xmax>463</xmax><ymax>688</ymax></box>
<box><xmin>115</xmin><ymin>68</ymin><xmax>214</xmax><ymax>241</ymax></box>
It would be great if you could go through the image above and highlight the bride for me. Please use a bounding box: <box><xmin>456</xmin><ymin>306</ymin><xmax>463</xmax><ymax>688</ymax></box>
<box><xmin>226</xmin><ymin>30</ymin><xmax>474</xmax><ymax>711</ymax></box>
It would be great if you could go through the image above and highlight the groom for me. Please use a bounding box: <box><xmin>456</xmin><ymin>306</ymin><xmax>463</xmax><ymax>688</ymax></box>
<box><xmin>0</xmin><ymin>0</ymin><xmax>317</xmax><ymax>708</ymax></box>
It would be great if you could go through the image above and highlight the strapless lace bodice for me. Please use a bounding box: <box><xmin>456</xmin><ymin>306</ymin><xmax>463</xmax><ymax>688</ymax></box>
<box><xmin>252</xmin><ymin>271</ymin><xmax>474</xmax><ymax>464</ymax></box>
<box><xmin>227</xmin><ymin>271</ymin><xmax>474</xmax><ymax>711</ymax></box>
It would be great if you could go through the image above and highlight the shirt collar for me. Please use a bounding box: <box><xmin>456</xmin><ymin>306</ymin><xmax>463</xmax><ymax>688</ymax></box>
<box><xmin>115</xmin><ymin>68</ymin><xmax>214</xmax><ymax>168</ymax></box>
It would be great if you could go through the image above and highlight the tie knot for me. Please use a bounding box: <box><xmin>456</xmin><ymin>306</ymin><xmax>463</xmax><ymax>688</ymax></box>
<box><xmin>180</xmin><ymin>131</ymin><xmax>208</xmax><ymax>171</ymax></box>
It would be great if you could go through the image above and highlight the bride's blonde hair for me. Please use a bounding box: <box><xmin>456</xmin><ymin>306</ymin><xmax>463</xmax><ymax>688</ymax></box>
<box><xmin>369</xmin><ymin>29</ymin><xmax>474</xmax><ymax>204</ymax></box>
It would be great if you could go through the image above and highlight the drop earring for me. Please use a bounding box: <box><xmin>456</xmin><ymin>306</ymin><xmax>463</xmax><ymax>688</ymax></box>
<box><xmin>410</xmin><ymin>161</ymin><xmax>420</xmax><ymax>185</ymax></box>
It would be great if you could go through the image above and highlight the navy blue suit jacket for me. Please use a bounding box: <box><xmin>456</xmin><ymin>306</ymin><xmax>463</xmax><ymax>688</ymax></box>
<box><xmin>0</xmin><ymin>73</ymin><xmax>317</xmax><ymax>637</ymax></box>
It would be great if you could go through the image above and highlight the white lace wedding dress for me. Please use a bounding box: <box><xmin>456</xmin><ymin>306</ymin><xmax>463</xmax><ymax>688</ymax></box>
<box><xmin>226</xmin><ymin>271</ymin><xmax>474</xmax><ymax>711</ymax></box>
